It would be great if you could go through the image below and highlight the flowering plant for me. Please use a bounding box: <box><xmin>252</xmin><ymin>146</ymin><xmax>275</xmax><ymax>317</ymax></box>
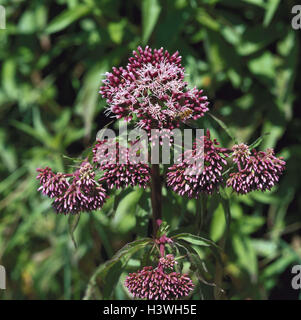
<box><xmin>36</xmin><ymin>47</ymin><xmax>285</xmax><ymax>300</ymax></box>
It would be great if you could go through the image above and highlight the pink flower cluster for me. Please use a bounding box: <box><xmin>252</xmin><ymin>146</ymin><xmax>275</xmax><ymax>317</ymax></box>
<box><xmin>125</xmin><ymin>232</ymin><xmax>194</xmax><ymax>300</ymax></box>
<box><xmin>93</xmin><ymin>139</ymin><xmax>151</xmax><ymax>189</ymax></box>
<box><xmin>100</xmin><ymin>46</ymin><xmax>209</xmax><ymax>131</ymax></box>
<box><xmin>227</xmin><ymin>144</ymin><xmax>286</xmax><ymax>194</ymax></box>
<box><xmin>159</xmin><ymin>254</ymin><xmax>178</xmax><ymax>270</ymax></box>
<box><xmin>125</xmin><ymin>265</ymin><xmax>194</xmax><ymax>300</ymax></box>
<box><xmin>166</xmin><ymin>130</ymin><xmax>229</xmax><ymax>197</ymax></box>
<box><xmin>36</xmin><ymin>161</ymin><xmax>107</xmax><ymax>214</ymax></box>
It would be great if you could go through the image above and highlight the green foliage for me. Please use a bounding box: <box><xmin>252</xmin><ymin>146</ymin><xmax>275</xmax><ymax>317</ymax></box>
<box><xmin>0</xmin><ymin>0</ymin><xmax>300</xmax><ymax>300</ymax></box>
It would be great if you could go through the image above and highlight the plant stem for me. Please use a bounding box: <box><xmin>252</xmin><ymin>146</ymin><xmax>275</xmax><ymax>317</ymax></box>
<box><xmin>214</xmin><ymin>234</ymin><xmax>227</xmax><ymax>300</ymax></box>
<box><xmin>196</xmin><ymin>194</ymin><xmax>207</xmax><ymax>234</ymax></box>
<box><xmin>150</xmin><ymin>164</ymin><xmax>162</xmax><ymax>236</ymax></box>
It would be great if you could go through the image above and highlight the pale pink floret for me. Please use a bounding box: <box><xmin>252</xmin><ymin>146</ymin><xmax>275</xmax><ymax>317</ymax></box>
<box><xmin>100</xmin><ymin>46</ymin><xmax>209</xmax><ymax>131</ymax></box>
<box><xmin>36</xmin><ymin>161</ymin><xmax>107</xmax><ymax>214</ymax></box>
<box><xmin>125</xmin><ymin>266</ymin><xmax>194</xmax><ymax>300</ymax></box>
<box><xmin>227</xmin><ymin>144</ymin><xmax>286</xmax><ymax>194</ymax></box>
<box><xmin>166</xmin><ymin>130</ymin><xmax>229</xmax><ymax>197</ymax></box>
<box><xmin>93</xmin><ymin>140</ymin><xmax>151</xmax><ymax>189</ymax></box>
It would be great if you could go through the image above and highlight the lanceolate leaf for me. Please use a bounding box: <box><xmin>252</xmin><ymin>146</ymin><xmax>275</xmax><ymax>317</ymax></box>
<box><xmin>173</xmin><ymin>233</ymin><xmax>223</xmax><ymax>267</ymax></box>
<box><xmin>208</xmin><ymin>112</ymin><xmax>238</xmax><ymax>144</ymax></box>
<box><xmin>248</xmin><ymin>132</ymin><xmax>270</xmax><ymax>150</ymax></box>
<box><xmin>172</xmin><ymin>233</ymin><xmax>218</xmax><ymax>248</ymax></box>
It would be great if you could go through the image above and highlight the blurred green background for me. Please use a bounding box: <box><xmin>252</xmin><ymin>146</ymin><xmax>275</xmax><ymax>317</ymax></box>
<box><xmin>0</xmin><ymin>0</ymin><xmax>301</xmax><ymax>300</ymax></box>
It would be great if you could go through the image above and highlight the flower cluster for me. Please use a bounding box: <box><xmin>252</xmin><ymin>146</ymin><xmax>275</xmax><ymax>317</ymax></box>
<box><xmin>93</xmin><ymin>139</ymin><xmax>151</xmax><ymax>189</ymax></box>
<box><xmin>227</xmin><ymin>144</ymin><xmax>286</xmax><ymax>194</ymax></box>
<box><xmin>125</xmin><ymin>265</ymin><xmax>194</xmax><ymax>300</ymax></box>
<box><xmin>159</xmin><ymin>254</ymin><xmax>178</xmax><ymax>270</ymax></box>
<box><xmin>166</xmin><ymin>130</ymin><xmax>229</xmax><ymax>197</ymax></box>
<box><xmin>100</xmin><ymin>46</ymin><xmax>209</xmax><ymax>131</ymax></box>
<box><xmin>37</xmin><ymin>167</ymin><xmax>69</xmax><ymax>198</ymax></box>
<box><xmin>36</xmin><ymin>161</ymin><xmax>107</xmax><ymax>214</ymax></box>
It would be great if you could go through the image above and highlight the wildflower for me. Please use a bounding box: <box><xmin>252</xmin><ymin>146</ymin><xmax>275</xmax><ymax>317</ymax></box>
<box><xmin>37</xmin><ymin>171</ymin><xmax>69</xmax><ymax>198</ymax></box>
<box><xmin>36</xmin><ymin>167</ymin><xmax>55</xmax><ymax>185</ymax></box>
<box><xmin>166</xmin><ymin>130</ymin><xmax>229</xmax><ymax>197</ymax></box>
<box><xmin>231</xmin><ymin>143</ymin><xmax>250</xmax><ymax>166</ymax></box>
<box><xmin>100</xmin><ymin>46</ymin><xmax>209</xmax><ymax>130</ymax></box>
<box><xmin>125</xmin><ymin>266</ymin><xmax>194</xmax><ymax>300</ymax></box>
<box><xmin>36</xmin><ymin>161</ymin><xmax>107</xmax><ymax>214</ymax></box>
<box><xmin>93</xmin><ymin>139</ymin><xmax>151</xmax><ymax>189</ymax></box>
<box><xmin>159</xmin><ymin>254</ymin><xmax>178</xmax><ymax>270</ymax></box>
<box><xmin>227</xmin><ymin>145</ymin><xmax>285</xmax><ymax>194</ymax></box>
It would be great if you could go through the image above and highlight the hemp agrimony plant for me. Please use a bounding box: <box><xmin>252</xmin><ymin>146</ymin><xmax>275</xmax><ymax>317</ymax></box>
<box><xmin>37</xmin><ymin>46</ymin><xmax>285</xmax><ymax>300</ymax></box>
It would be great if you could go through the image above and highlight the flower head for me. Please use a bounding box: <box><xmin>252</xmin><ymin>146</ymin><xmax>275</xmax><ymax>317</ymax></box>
<box><xmin>231</xmin><ymin>143</ymin><xmax>250</xmax><ymax>164</ymax></box>
<box><xmin>36</xmin><ymin>167</ymin><xmax>55</xmax><ymax>185</ymax></box>
<box><xmin>100</xmin><ymin>46</ymin><xmax>209</xmax><ymax>131</ymax></box>
<box><xmin>227</xmin><ymin>145</ymin><xmax>285</xmax><ymax>194</ymax></box>
<box><xmin>37</xmin><ymin>170</ymin><xmax>69</xmax><ymax>198</ymax></box>
<box><xmin>37</xmin><ymin>161</ymin><xmax>107</xmax><ymax>214</ymax></box>
<box><xmin>125</xmin><ymin>266</ymin><xmax>194</xmax><ymax>300</ymax></box>
<box><xmin>159</xmin><ymin>254</ymin><xmax>177</xmax><ymax>270</ymax></box>
<box><xmin>93</xmin><ymin>139</ymin><xmax>151</xmax><ymax>189</ymax></box>
<box><xmin>166</xmin><ymin>130</ymin><xmax>229</xmax><ymax>197</ymax></box>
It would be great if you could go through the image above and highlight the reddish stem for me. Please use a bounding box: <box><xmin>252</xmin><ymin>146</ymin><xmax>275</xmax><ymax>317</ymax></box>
<box><xmin>150</xmin><ymin>164</ymin><xmax>162</xmax><ymax>236</ymax></box>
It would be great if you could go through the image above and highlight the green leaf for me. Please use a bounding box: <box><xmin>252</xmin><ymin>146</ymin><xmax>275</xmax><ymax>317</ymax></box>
<box><xmin>251</xmin><ymin>239</ymin><xmax>278</xmax><ymax>258</ymax></box>
<box><xmin>248</xmin><ymin>52</ymin><xmax>275</xmax><ymax>87</ymax></box>
<box><xmin>174</xmin><ymin>234</ymin><xmax>223</xmax><ymax>268</ymax></box>
<box><xmin>240</xmin><ymin>0</ymin><xmax>265</xmax><ymax>7</ymax></box>
<box><xmin>240</xmin><ymin>216</ymin><xmax>265</xmax><ymax>234</ymax></box>
<box><xmin>196</xmin><ymin>8</ymin><xmax>220</xmax><ymax>31</ymax></box>
<box><xmin>248</xmin><ymin>132</ymin><xmax>270</xmax><ymax>150</ymax></box>
<box><xmin>219</xmin><ymin>188</ymin><xmax>231</xmax><ymax>242</ymax></box>
<box><xmin>112</xmin><ymin>188</ymin><xmax>144</xmax><ymax>234</ymax></box>
<box><xmin>83</xmin><ymin>238</ymin><xmax>152</xmax><ymax>300</ymax></box>
<box><xmin>2</xmin><ymin>59</ymin><xmax>18</xmax><ymax>99</ymax></box>
<box><xmin>45</xmin><ymin>5</ymin><xmax>91</xmax><ymax>34</ymax></box>
<box><xmin>263</xmin><ymin>0</ymin><xmax>280</xmax><ymax>27</ymax></box>
<box><xmin>210</xmin><ymin>203</ymin><xmax>226</xmax><ymax>242</ymax></box>
<box><xmin>142</xmin><ymin>0</ymin><xmax>161</xmax><ymax>43</ymax></box>
<box><xmin>208</xmin><ymin>112</ymin><xmax>238</xmax><ymax>144</ymax></box>
<box><xmin>232</xmin><ymin>233</ymin><xmax>257</xmax><ymax>278</ymax></box>
<box><xmin>172</xmin><ymin>233</ymin><xmax>219</xmax><ymax>248</ymax></box>
<box><xmin>237</xmin><ymin>25</ymin><xmax>282</xmax><ymax>56</ymax></box>
<box><xmin>261</xmin><ymin>121</ymin><xmax>284</xmax><ymax>150</ymax></box>
<box><xmin>108</xmin><ymin>19</ymin><xmax>127</xmax><ymax>44</ymax></box>
<box><xmin>75</xmin><ymin>62</ymin><xmax>107</xmax><ymax>139</ymax></box>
